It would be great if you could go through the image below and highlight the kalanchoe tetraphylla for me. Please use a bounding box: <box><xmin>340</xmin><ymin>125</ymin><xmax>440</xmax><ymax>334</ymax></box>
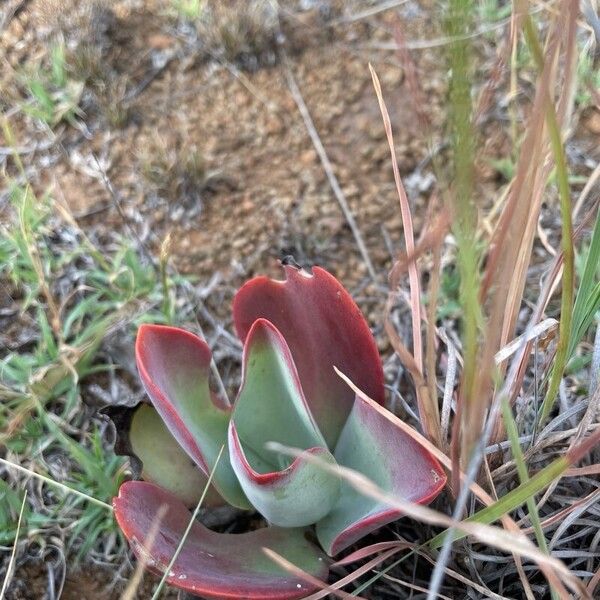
<box><xmin>112</xmin><ymin>265</ymin><xmax>446</xmax><ymax>599</ymax></box>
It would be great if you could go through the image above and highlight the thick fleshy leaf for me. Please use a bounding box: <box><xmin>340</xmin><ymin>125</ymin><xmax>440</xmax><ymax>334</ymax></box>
<box><xmin>129</xmin><ymin>403</ymin><xmax>223</xmax><ymax>507</ymax></box>
<box><xmin>136</xmin><ymin>324</ymin><xmax>248</xmax><ymax>508</ymax></box>
<box><xmin>229</xmin><ymin>319</ymin><xmax>340</xmax><ymax>526</ymax></box>
<box><xmin>233</xmin><ymin>265</ymin><xmax>385</xmax><ymax>447</ymax></box>
<box><xmin>114</xmin><ymin>481</ymin><xmax>329</xmax><ymax>599</ymax></box>
<box><xmin>316</xmin><ymin>394</ymin><xmax>446</xmax><ymax>555</ymax></box>
<box><xmin>230</xmin><ymin>425</ymin><xmax>339</xmax><ymax>527</ymax></box>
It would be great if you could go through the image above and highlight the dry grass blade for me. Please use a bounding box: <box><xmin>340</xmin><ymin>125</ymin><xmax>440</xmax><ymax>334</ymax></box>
<box><xmin>440</xmin><ymin>338</ymin><xmax>457</xmax><ymax>448</ymax></box>
<box><xmin>121</xmin><ymin>505</ymin><xmax>168</xmax><ymax>600</ymax></box>
<box><xmin>426</xmin><ymin>231</ymin><xmax>443</xmax><ymax>442</ymax></box>
<box><xmin>351</xmin><ymin>539</ymin><xmax>512</xmax><ymax>599</ymax></box>
<box><xmin>501</xmin><ymin>199</ymin><xmax>600</xmax><ymax>413</ymax></box>
<box><xmin>573</xmin><ymin>161</ymin><xmax>600</xmax><ymax>220</ymax></box>
<box><xmin>266</xmin><ymin>439</ymin><xmax>582</xmax><ymax>597</ymax></box>
<box><xmin>284</xmin><ymin>60</ymin><xmax>377</xmax><ymax>282</ymax></box>
<box><xmin>564</xmin><ymin>464</ymin><xmax>600</xmax><ymax>477</ymax></box>
<box><xmin>383</xmin><ymin>215</ymin><xmax>450</xmax><ymax>415</ymax></box>
<box><xmin>548</xmin><ymin>488</ymin><xmax>600</xmax><ymax>551</ymax></box>
<box><xmin>369</xmin><ymin>63</ymin><xmax>441</xmax><ymax>448</ymax></box>
<box><xmin>474</xmin><ymin>26</ymin><xmax>560</xmax><ymax>452</ymax></box>
<box><xmin>332</xmin><ymin>541</ymin><xmax>414</xmax><ymax>566</ymax></box>
<box><xmin>417</xmin><ymin>550</ymin><xmax>513</xmax><ymax>600</ymax></box>
<box><xmin>588</xmin><ymin>570</ymin><xmax>600</xmax><ymax>597</ymax></box>
<box><xmin>302</xmin><ymin>547</ymin><xmax>403</xmax><ymax>600</ymax></box>
<box><xmin>262</xmin><ymin>549</ymin><xmax>362</xmax><ymax>600</ymax></box>
<box><xmin>393</xmin><ymin>22</ymin><xmax>431</xmax><ymax>131</ymax></box>
<box><xmin>569</xmin><ymin>382</ymin><xmax>600</xmax><ymax>449</ymax></box>
<box><xmin>387</xmin><ymin>212</ymin><xmax>451</xmax><ymax>279</ymax></box>
<box><xmin>381</xmin><ymin>571</ymin><xmax>453</xmax><ymax>600</ymax></box>
<box><xmin>0</xmin><ymin>457</ymin><xmax>113</xmax><ymax>510</ymax></box>
<box><xmin>369</xmin><ymin>63</ymin><xmax>421</xmax><ymax>371</ymax></box>
<box><xmin>331</xmin><ymin>0</ymin><xmax>410</xmax><ymax>25</ymax></box>
<box><xmin>591</xmin><ymin>322</ymin><xmax>600</xmax><ymax>394</ymax></box>
<box><xmin>522</xmin><ymin>488</ymin><xmax>600</xmax><ymax>535</ymax></box>
<box><xmin>494</xmin><ymin>318</ymin><xmax>559</xmax><ymax>365</ymax></box>
<box><xmin>361</xmin><ymin>18</ymin><xmax>514</xmax><ymax>51</ymax></box>
<box><xmin>0</xmin><ymin>490</ymin><xmax>27</xmax><ymax>600</ymax></box>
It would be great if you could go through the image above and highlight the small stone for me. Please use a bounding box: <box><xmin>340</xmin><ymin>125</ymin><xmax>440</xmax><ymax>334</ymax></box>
<box><xmin>299</xmin><ymin>148</ymin><xmax>317</xmax><ymax>166</ymax></box>
<box><xmin>265</xmin><ymin>116</ymin><xmax>284</xmax><ymax>135</ymax></box>
<box><xmin>241</xmin><ymin>198</ymin><xmax>254</xmax><ymax>212</ymax></box>
<box><xmin>148</xmin><ymin>34</ymin><xmax>174</xmax><ymax>50</ymax></box>
<box><xmin>381</xmin><ymin>68</ymin><xmax>404</xmax><ymax>88</ymax></box>
<box><xmin>584</xmin><ymin>109</ymin><xmax>600</xmax><ymax>135</ymax></box>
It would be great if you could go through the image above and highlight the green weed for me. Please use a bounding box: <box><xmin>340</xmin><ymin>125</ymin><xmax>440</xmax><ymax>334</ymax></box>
<box><xmin>575</xmin><ymin>50</ymin><xmax>600</xmax><ymax>108</ymax></box>
<box><xmin>21</xmin><ymin>40</ymin><xmax>85</xmax><ymax>127</ymax></box>
<box><xmin>0</xmin><ymin>176</ymin><xmax>196</xmax><ymax>554</ymax></box>
<box><xmin>172</xmin><ymin>0</ymin><xmax>205</xmax><ymax>21</ymax></box>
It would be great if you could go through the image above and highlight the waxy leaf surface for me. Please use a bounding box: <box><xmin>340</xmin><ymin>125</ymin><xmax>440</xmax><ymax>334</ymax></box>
<box><xmin>230</xmin><ymin>427</ymin><xmax>339</xmax><ymax>527</ymax></box>
<box><xmin>230</xmin><ymin>320</ymin><xmax>340</xmax><ymax>526</ymax></box>
<box><xmin>316</xmin><ymin>393</ymin><xmax>446</xmax><ymax>555</ymax></box>
<box><xmin>129</xmin><ymin>403</ymin><xmax>223</xmax><ymax>507</ymax></box>
<box><xmin>114</xmin><ymin>481</ymin><xmax>329</xmax><ymax>599</ymax></box>
<box><xmin>136</xmin><ymin>324</ymin><xmax>248</xmax><ymax>508</ymax></box>
<box><xmin>233</xmin><ymin>266</ymin><xmax>385</xmax><ymax>447</ymax></box>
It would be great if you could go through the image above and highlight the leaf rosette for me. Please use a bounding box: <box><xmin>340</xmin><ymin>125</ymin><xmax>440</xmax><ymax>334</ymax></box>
<box><xmin>111</xmin><ymin>265</ymin><xmax>446</xmax><ymax>599</ymax></box>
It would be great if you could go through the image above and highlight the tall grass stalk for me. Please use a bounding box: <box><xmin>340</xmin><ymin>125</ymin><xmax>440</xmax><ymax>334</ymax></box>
<box><xmin>519</xmin><ymin>12</ymin><xmax>576</xmax><ymax>423</ymax></box>
<box><xmin>445</xmin><ymin>0</ymin><xmax>482</xmax><ymax>465</ymax></box>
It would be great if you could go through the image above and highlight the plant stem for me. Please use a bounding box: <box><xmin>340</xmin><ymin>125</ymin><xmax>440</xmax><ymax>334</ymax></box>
<box><xmin>521</xmin><ymin>16</ymin><xmax>574</xmax><ymax>423</ymax></box>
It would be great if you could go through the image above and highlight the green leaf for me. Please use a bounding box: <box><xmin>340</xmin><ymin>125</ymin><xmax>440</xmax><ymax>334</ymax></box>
<box><xmin>429</xmin><ymin>457</ymin><xmax>569</xmax><ymax>549</ymax></box>
<box><xmin>136</xmin><ymin>324</ymin><xmax>249</xmax><ymax>508</ymax></box>
<box><xmin>129</xmin><ymin>404</ymin><xmax>223</xmax><ymax>507</ymax></box>
<box><xmin>316</xmin><ymin>393</ymin><xmax>446</xmax><ymax>555</ymax></box>
<box><xmin>230</xmin><ymin>319</ymin><xmax>339</xmax><ymax>526</ymax></box>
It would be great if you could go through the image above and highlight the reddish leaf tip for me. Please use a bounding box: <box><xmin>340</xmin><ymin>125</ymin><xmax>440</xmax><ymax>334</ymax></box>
<box><xmin>233</xmin><ymin>265</ymin><xmax>385</xmax><ymax>447</ymax></box>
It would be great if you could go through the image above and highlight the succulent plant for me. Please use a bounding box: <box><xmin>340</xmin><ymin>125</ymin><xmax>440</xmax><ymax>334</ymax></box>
<box><xmin>112</xmin><ymin>265</ymin><xmax>446</xmax><ymax>599</ymax></box>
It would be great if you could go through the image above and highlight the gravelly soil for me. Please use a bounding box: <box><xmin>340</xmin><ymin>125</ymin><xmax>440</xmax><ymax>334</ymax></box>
<box><xmin>5</xmin><ymin>561</ymin><xmax>178</xmax><ymax>599</ymax></box>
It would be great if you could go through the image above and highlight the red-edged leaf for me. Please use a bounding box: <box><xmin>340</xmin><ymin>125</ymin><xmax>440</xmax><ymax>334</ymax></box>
<box><xmin>114</xmin><ymin>481</ymin><xmax>329</xmax><ymax>599</ymax></box>
<box><xmin>233</xmin><ymin>265</ymin><xmax>385</xmax><ymax>447</ymax></box>
<box><xmin>135</xmin><ymin>324</ymin><xmax>248</xmax><ymax>508</ymax></box>
<box><xmin>228</xmin><ymin>319</ymin><xmax>340</xmax><ymax>526</ymax></box>
<box><xmin>316</xmin><ymin>394</ymin><xmax>446</xmax><ymax>555</ymax></box>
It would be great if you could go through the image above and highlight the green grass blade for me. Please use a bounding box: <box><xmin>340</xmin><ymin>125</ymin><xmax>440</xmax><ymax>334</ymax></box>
<box><xmin>569</xmin><ymin>207</ymin><xmax>600</xmax><ymax>357</ymax></box>
<box><xmin>0</xmin><ymin>458</ymin><xmax>113</xmax><ymax>511</ymax></box>
<box><xmin>0</xmin><ymin>490</ymin><xmax>28</xmax><ymax>599</ymax></box>
<box><xmin>520</xmin><ymin>16</ymin><xmax>575</xmax><ymax>423</ymax></box>
<box><xmin>429</xmin><ymin>454</ymin><xmax>568</xmax><ymax>549</ymax></box>
<box><xmin>500</xmin><ymin>396</ymin><xmax>558</xmax><ymax>599</ymax></box>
